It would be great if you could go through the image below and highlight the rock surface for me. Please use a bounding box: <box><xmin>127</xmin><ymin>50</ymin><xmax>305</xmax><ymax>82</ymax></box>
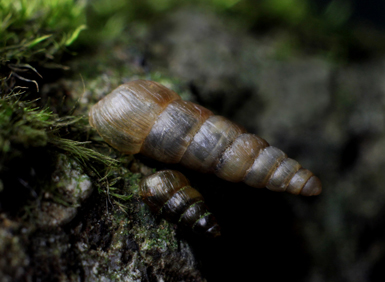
<box><xmin>2</xmin><ymin>5</ymin><xmax>385</xmax><ymax>282</ymax></box>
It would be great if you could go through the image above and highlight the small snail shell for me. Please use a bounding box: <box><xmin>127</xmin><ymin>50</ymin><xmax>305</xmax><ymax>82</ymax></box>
<box><xmin>139</xmin><ymin>170</ymin><xmax>220</xmax><ymax>237</ymax></box>
<box><xmin>89</xmin><ymin>80</ymin><xmax>322</xmax><ymax>196</ymax></box>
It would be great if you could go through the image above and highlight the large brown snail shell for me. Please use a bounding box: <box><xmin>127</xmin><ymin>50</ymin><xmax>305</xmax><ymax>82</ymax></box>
<box><xmin>89</xmin><ymin>80</ymin><xmax>322</xmax><ymax>196</ymax></box>
<box><xmin>139</xmin><ymin>170</ymin><xmax>220</xmax><ymax>237</ymax></box>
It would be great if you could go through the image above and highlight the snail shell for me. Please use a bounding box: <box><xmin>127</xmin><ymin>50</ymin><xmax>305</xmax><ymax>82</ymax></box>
<box><xmin>89</xmin><ymin>80</ymin><xmax>322</xmax><ymax>196</ymax></box>
<box><xmin>139</xmin><ymin>170</ymin><xmax>220</xmax><ymax>237</ymax></box>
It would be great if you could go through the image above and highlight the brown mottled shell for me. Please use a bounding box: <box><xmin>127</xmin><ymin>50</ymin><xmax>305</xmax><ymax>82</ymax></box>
<box><xmin>89</xmin><ymin>80</ymin><xmax>322</xmax><ymax>196</ymax></box>
<box><xmin>139</xmin><ymin>170</ymin><xmax>220</xmax><ymax>237</ymax></box>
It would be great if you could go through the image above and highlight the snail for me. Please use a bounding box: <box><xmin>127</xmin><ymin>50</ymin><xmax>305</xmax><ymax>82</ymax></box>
<box><xmin>139</xmin><ymin>170</ymin><xmax>220</xmax><ymax>237</ymax></box>
<box><xmin>89</xmin><ymin>80</ymin><xmax>322</xmax><ymax>196</ymax></box>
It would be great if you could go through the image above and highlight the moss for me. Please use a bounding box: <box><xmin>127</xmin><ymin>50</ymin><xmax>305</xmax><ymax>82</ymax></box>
<box><xmin>133</xmin><ymin>219</ymin><xmax>178</xmax><ymax>252</ymax></box>
<box><xmin>0</xmin><ymin>95</ymin><xmax>50</xmax><ymax>160</ymax></box>
<box><xmin>0</xmin><ymin>0</ymin><xmax>86</xmax><ymax>63</ymax></box>
<box><xmin>3</xmin><ymin>1</ymin><xmax>370</xmax><ymax>280</ymax></box>
<box><xmin>0</xmin><ymin>0</ymin><xmax>87</xmax><ymax>96</ymax></box>
<box><xmin>0</xmin><ymin>90</ymin><xmax>123</xmax><ymax>216</ymax></box>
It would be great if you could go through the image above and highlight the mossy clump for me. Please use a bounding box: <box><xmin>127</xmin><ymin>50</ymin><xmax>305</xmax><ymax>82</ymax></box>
<box><xmin>0</xmin><ymin>0</ymin><xmax>86</xmax><ymax>64</ymax></box>
<box><xmin>0</xmin><ymin>0</ymin><xmax>87</xmax><ymax>93</ymax></box>
<box><xmin>0</xmin><ymin>90</ymin><xmax>122</xmax><ymax>216</ymax></box>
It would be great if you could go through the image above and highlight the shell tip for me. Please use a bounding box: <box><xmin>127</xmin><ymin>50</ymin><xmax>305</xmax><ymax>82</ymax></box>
<box><xmin>300</xmin><ymin>176</ymin><xmax>322</xmax><ymax>196</ymax></box>
<box><xmin>206</xmin><ymin>224</ymin><xmax>221</xmax><ymax>238</ymax></box>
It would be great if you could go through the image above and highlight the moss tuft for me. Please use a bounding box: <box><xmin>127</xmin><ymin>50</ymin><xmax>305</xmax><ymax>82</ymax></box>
<box><xmin>0</xmin><ymin>0</ymin><xmax>87</xmax><ymax>92</ymax></box>
<box><xmin>0</xmin><ymin>90</ymin><xmax>132</xmax><ymax>215</ymax></box>
<box><xmin>0</xmin><ymin>0</ymin><xmax>87</xmax><ymax>63</ymax></box>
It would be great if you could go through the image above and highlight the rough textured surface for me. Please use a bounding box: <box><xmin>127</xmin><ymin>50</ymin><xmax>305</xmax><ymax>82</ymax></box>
<box><xmin>2</xmin><ymin>4</ymin><xmax>385</xmax><ymax>282</ymax></box>
<box><xmin>0</xmin><ymin>215</ymin><xmax>30</xmax><ymax>282</ymax></box>
<box><xmin>74</xmin><ymin>193</ymin><xmax>204</xmax><ymax>282</ymax></box>
<box><xmin>36</xmin><ymin>154</ymin><xmax>93</xmax><ymax>228</ymax></box>
<box><xmin>146</xmin><ymin>8</ymin><xmax>385</xmax><ymax>282</ymax></box>
<box><xmin>0</xmin><ymin>156</ymin><xmax>204</xmax><ymax>281</ymax></box>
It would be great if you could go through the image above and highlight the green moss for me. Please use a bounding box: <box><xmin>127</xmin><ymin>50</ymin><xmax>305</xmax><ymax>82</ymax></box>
<box><xmin>0</xmin><ymin>0</ymin><xmax>87</xmax><ymax>63</ymax></box>
<box><xmin>0</xmin><ymin>91</ymin><xmax>112</xmax><ymax>165</ymax></box>
<box><xmin>133</xmin><ymin>220</ymin><xmax>178</xmax><ymax>252</ymax></box>
<box><xmin>0</xmin><ymin>95</ymin><xmax>49</xmax><ymax>155</ymax></box>
<box><xmin>0</xmin><ymin>90</ymin><xmax>127</xmax><ymax>216</ymax></box>
<box><xmin>93</xmin><ymin>159</ymin><xmax>139</xmax><ymax>213</ymax></box>
<box><xmin>0</xmin><ymin>0</ymin><xmax>87</xmax><ymax>93</ymax></box>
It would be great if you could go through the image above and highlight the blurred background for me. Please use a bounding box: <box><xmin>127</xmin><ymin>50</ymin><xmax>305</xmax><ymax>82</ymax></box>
<box><xmin>1</xmin><ymin>0</ymin><xmax>385</xmax><ymax>281</ymax></box>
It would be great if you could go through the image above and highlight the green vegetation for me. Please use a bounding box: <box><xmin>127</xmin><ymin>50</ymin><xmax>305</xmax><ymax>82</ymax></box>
<box><xmin>0</xmin><ymin>0</ymin><xmax>86</xmax><ymax>97</ymax></box>
<box><xmin>135</xmin><ymin>220</ymin><xmax>178</xmax><ymax>251</ymax></box>
<box><xmin>97</xmin><ymin>162</ymin><xmax>140</xmax><ymax>213</ymax></box>
<box><xmin>0</xmin><ymin>0</ymin><xmax>86</xmax><ymax>64</ymax></box>
<box><xmin>1</xmin><ymin>1</ymin><xmax>385</xmax><ymax>280</ymax></box>
<box><xmin>0</xmin><ymin>0</ymin><xmax>382</xmax><ymax>237</ymax></box>
<box><xmin>0</xmin><ymin>0</ymin><xmax>135</xmax><ymax>216</ymax></box>
<box><xmin>0</xmin><ymin>91</ymin><xmax>112</xmax><ymax>167</ymax></box>
<box><xmin>0</xmin><ymin>90</ymin><xmax>129</xmax><ymax>213</ymax></box>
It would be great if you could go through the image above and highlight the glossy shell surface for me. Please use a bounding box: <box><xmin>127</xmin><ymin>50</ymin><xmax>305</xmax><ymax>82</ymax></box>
<box><xmin>139</xmin><ymin>170</ymin><xmax>221</xmax><ymax>237</ymax></box>
<box><xmin>89</xmin><ymin>80</ymin><xmax>322</xmax><ymax>196</ymax></box>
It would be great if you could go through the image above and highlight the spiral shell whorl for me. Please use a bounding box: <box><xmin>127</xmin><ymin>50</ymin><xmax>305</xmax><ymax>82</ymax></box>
<box><xmin>89</xmin><ymin>80</ymin><xmax>181</xmax><ymax>154</ymax></box>
<box><xmin>89</xmin><ymin>80</ymin><xmax>322</xmax><ymax>196</ymax></box>
<box><xmin>139</xmin><ymin>170</ymin><xmax>221</xmax><ymax>237</ymax></box>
